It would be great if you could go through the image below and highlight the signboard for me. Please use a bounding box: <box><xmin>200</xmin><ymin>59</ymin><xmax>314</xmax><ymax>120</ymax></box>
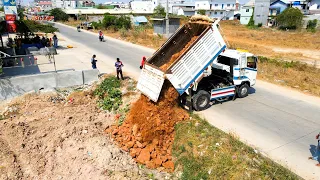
<box><xmin>6</xmin><ymin>21</ymin><xmax>17</xmax><ymax>33</ymax></box>
<box><xmin>3</xmin><ymin>0</ymin><xmax>16</xmax><ymax>6</ymax></box>
<box><xmin>4</xmin><ymin>5</ymin><xmax>18</xmax><ymax>15</ymax></box>
<box><xmin>2</xmin><ymin>0</ymin><xmax>18</xmax><ymax>32</ymax></box>
<box><xmin>5</xmin><ymin>14</ymin><xmax>17</xmax><ymax>21</ymax></box>
<box><xmin>31</xmin><ymin>15</ymin><xmax>54</xmax><ymax>21</ymax></box>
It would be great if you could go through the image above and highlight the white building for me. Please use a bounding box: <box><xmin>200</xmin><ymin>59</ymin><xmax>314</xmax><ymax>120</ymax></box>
<box><xmin>130</xmin><ymin>1</ymin><xmax>154</xmax><ymax>12</ymax></box>
<box><xmin>52</xmin><ymin>0</ymin><xmax>83</xmax><ymax>9</ymax></box>
<box><xmin>240</xmin><ymin>0</ymin><xmax>254</xmax><ymax>25</ymax></box>
<box><xmin>155</xmin><ymin>0</ymin><xmax>195</xmax><ymax>13</ymax></box>
<box><xmin>309</xmin><ymin>0</ymin><xmax>320</xmax><ymax>14</ymax></box>
<box><xmin>194</xmin><ymin>0</ymin><xmax>237</xmax><ymax>20</ymax></box>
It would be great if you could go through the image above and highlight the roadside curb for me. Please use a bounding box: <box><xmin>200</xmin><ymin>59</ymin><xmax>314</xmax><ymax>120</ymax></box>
<box><xmin>54</xmin><ymin>22</ymin><xmax>156</xmax><ymax>54</ymax></box>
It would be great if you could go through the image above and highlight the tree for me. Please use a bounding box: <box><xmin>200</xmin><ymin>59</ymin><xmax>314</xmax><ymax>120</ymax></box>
<box><xmin>306</xmin><ymin>19</ymin><xmax>318</xmax><ymax>32</ymax></box>
<box><xmin>247</xmin><ymin>7</ymin><xmax>255</xmax><ymax>27</ymax></box>
<box><xmin>18</xmin><ymin>8</ymin><xmax>25</xmax><ymax>20</ymax></box>
<box><xmin>153</xmin><ymin>5</ymin><xmax>166</xmax><ymax>18</ymax></box>
<box><xmin>102</xmin><ymin>13</ymin><xmax>117</xmax><ymax>28</ymax></box>
<box><xmin>15</xmin><ymin>20</ymin><xmax>59</xmax><ymax>36</ymax></box>
<box><xmin>198</xmin><ymin>9</ymin><xmax>206</xmax><ymax>15</ymax></box>
<box><xmin>0</xmin><ymin>7</ymin><xmax>4</xmax><ymax>12</ymax></box>
<box><xmin>276</xmin><ymin>7</ymin><xmax>303</xmax><ymax>30</ymax></box>
<box><xmin>50</xmin><ymin>8</ymin><xmax>69</xmax><ymax>22</ymax></box>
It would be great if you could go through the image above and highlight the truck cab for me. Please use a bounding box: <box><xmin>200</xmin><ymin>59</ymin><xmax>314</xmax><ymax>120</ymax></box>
<box><xmin>190</xmin><ymin>49</ymin><xmax>258</xmax><ymax>111</ymax></box>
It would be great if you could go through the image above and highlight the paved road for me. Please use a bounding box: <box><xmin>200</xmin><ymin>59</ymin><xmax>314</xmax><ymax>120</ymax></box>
<box><xmin>55</xmin><ymin>23</ymin><xmax>320</xmax><ymax>179</ymax></box>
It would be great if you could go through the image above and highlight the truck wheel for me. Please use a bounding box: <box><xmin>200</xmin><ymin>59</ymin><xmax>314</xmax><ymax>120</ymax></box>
<box><xmin>192</xmin><ymin>90</ymin><xmax>210</xmax><ymax>111</ymax></box>
<box><xmin>238</xmin><ymin>84</ymin><xmax>249</xmax><ymax>98</ymax></box>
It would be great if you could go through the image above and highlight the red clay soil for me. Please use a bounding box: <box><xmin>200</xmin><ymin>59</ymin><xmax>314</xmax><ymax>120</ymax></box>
<box><xmin>109</xmin><ymin>35</ymin><xmax>200</xmax><ymax>172</ymax></box>
<box><xmin>110</xmin><ymin>81</ymin><xmax>189</xmax><ymax>172</ymax></box>
<box><xmin>160</xmin><ymin>36</ymin><xmax>198</xmax><ymax>71</ymax></box>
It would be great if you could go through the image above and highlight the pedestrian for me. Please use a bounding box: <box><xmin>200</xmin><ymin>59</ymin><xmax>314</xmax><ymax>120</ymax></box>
<box><xmin>91</xmin><ymin>55</ymin><xmax>98</xmax><ymax>69</ymax></box>
<box><xmin>140</xmin><ymin>56</ymin><xmax>146</xmax><ymax>69</ymax></box>
<box><xmin>53</xmin><ymin>34</ymin><xmax>58</xmax><ymax>48</ymax></box>
<box><xmin>308</xmin><ymin>132</ymin><xmax>320</xmax><ymax>166</ymax></box>
<box><xmin>115</xmin><ymin>58</ymin><xmax>124</xmax><ymax>80</ymax></box>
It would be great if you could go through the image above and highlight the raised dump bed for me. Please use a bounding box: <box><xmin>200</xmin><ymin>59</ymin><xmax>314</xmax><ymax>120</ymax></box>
<box><xmin>137</xmin><ymin>21</ymin><xmax>227</xmax><ymax>102</ymax></box>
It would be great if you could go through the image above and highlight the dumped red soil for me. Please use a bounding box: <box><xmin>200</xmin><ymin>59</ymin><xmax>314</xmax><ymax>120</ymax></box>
<box><xmin>110</xmin><ymin>35</ymin><xmax>200</xmax><ymax>172</ymax></box>
<box><xmin>111</xmin><ymin>81</ymin><xmax>189</xmax><ymax>172</ymax></box>
<box><xmin>160</xmin><ymin>36</ymin><xmax>199</xmax><ymax>71</ymax></box>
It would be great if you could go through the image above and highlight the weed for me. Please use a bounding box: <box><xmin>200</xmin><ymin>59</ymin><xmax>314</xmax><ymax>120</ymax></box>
<box><xmin>173</xmin><ymin>113</ymin><xmax>299</xmax><ymax>180</ymax></box>
<box><xmin>95</xmin><ymin>77</ymin><xmax>122</xmax><ymax>112</ymax></box>
<box><xmin>147</xmin><ymin>173</ymin><xmax>154</xmax><ymax>179</ymax></box>
<box><xmin>0</xmin><ymin>115</ymin><xmax>5</xmax><ymax>121</ymax></box>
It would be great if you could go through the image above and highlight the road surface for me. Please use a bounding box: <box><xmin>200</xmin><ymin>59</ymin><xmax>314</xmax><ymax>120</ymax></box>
<box><xmin>54</xmin><ymin>23</ymin><xmax>320</xmax><ymax>179</ymax></box>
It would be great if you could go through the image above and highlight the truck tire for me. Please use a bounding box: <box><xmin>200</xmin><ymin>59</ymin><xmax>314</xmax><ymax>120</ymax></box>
<box><xmin>192</xmin><ymin>90</ymin><xmax>211</xmax><ymax>111</ymax></box>
<box><xmin>237</xmin><ymin>84</ymin><xmax>249</xmax><ymax>98</ymax></box>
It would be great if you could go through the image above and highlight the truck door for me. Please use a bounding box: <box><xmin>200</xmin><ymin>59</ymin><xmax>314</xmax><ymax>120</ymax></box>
<box><xmin>245</xmin><ymin>56</ymin><xmax>258</xmax><ymax>86</ymax></box>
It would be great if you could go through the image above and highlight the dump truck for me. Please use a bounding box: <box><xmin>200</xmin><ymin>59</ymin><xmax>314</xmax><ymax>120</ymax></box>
<box><xmin>137</xmin><ymin>17</ymin><xmax>258</xmax><ymax>111</ymax></box>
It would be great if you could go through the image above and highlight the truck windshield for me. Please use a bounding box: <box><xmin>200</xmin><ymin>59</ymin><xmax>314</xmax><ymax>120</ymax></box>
<box><xmin>247</xmin><ymin>56</ymin><xmax>257</xmax><ymax>69</ymax></box>
<box><xmin>217</xmin><ymin>55</ymin><xmax>238</xmax><ymax>66</ymax></box>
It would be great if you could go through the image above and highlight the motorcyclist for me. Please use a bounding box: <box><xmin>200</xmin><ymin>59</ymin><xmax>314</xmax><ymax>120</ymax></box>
<box><xmin>99</xmin><ymin>30</ymin><xmax>104</xmax><ymax>41</ymax></box>
<box><xmin>77</xmin><ymin>24</ymin><xmax>80</xmax><ymax>32</ymax></box>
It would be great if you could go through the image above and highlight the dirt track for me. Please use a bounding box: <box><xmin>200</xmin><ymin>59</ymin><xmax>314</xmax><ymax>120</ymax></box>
<box><xmin>0</xmin><ymin>90</ymin><xmax>172</xmax><ymax>180</ymax></box>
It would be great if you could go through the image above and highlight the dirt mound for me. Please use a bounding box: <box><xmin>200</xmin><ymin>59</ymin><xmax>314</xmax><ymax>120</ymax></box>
<box><xmin>0</xmin><ymin>89</ymin><xmax>172</xmax><ymax>179</ymax></box>
<box><xmin>110</xmin><ymin>37</ymin><xmax>201</xmax><ymax>171</ymax></box>
<box><xmin>111</xmin><ymin>81</ymin><xmax>189</xmax><ymax>171</ymax></box>
<box><xmin>160</xmin><ymin>36</ymin><xmax>198</xmax><ymax>71</ymax></box>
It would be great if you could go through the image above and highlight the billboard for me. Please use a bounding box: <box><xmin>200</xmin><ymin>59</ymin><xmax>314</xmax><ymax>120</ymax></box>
<box><xmin>2</xmin><ymin>0</ymin><xmax>18</xmax><ymax>32</ymax></box>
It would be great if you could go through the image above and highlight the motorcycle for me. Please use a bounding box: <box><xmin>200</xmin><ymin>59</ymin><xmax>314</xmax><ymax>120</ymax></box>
<box><xmin>99</xmin><ymin>35</ymin><xmax>104</xmax><ymax>42</ymax></box>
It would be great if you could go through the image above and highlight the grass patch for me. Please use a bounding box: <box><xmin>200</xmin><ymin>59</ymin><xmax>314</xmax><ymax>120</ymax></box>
<box><xmin>258</xmin><ymin>56</ymin><xmax>320</xmax><ymax>96</ymax></box>
<box><xmin>173</xmin><ymin>113</ymin><xmax>300</xmax><ymax>180</ymax></box>
<box><xmin>94</xmin><ymin>76</ymin><xmax>122</xmax><ymax>112</ymax></box>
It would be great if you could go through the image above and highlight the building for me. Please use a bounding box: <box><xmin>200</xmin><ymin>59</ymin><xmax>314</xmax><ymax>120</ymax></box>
<box><xmin>309</xmin><ymin>0</ymin><xmax>320</xmax><ymax>14</ymax></box>
<box><xmin>131</xmin><ymin>15</ymin><xmax>148</xmax><ymax>26</ymax></box>
<box><xmin>130</xmin><ymin>1</ymin><xmax>154</xmax><ymax>12</ymax></box>
<box><xmin>105</xmin><ymin>1</ymin><xmax>130</xmax><ymax>9</ymax></box>
<box><xmin>83</xmin><ymin>0</ymin><xmax>95</xmax><ymax>7</ymax></box>
<box><xmin>240</xmin><ymin>0</ymin><xmax>254</xmax><ymax>25</ymax></box>
<box><xmin>194</xmin><ymin>0</ymin><xmax>237</xmax><ymax>20</ymax></box>
<box><xmin>269</xmin><ymin>0</ymin><xmax>309</xmax><ymax>16</ymax></box>
<box><xmin>174</xmin><ymin>6</ymin><xmax>195</xmax><ymax>16</ymax></box>
<box><xmin>52</xmin><ymin>0</ymin><xmax>84</xmax><ymax>9</ymax></box>
<box><xmin>253</xmin><ymin>0</ymin><xmax>270</xmax><ymax>26</ymax></box>
<box><xmin>150</xmin><ymin>17</ymin><xmax>180</xmax><ymax>37</ymax></box>
<box><xmin>34</xmin><ymin>0</ymin><xmax>53</xmax><ymax>11</ymax></box>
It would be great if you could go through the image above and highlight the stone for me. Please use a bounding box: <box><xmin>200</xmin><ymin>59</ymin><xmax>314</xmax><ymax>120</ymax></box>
<box><xmin>132</xmin><ymin>124</ymin><xmax>138</xmax><ymax>136</ymax></box>
<box><xmin>136</xmin><ymin>148</ymin><xmax>150</xmax><ymax>164</ymax></box>
<box><xmin>112</xmin><ymin>129</ymin><xmax>119</xmax><ymax>135</ymax></box>
<box><xmin>127</xmin><ymin>141</ymin><xmax>135</xmax><ymax>148</ymax></box>
<box><xmin>146</xmin><ymin>160</ymin><xmax>156</xmax><ymax>169</ymax></box>
<box><xmin>162</xmin><ymin>161</ymin><xmax>174</xmax><ymax>171</ymax></box>
<box><xmin>154</xmin><ymin>157</ymin><xmax>162</xmax><ymax>166</ymax></box>
<box><xmin>136</xmin><ymin>141</ymin><xmax>143</xmax><ymax>148</ymax></box>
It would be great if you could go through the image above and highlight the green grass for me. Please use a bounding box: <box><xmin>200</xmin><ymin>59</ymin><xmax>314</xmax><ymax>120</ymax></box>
<box><xmin>95</xmin><ymin>76</ymin><xmax>122</xmax><ymax>112</ymax></box>
<box><xmin>173</xmin><ymin>113</ymin><xmax>300</xmax><ymax>180</ymax></box>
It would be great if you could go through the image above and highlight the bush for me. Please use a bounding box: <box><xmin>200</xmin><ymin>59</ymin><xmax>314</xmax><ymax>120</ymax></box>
<box><xmin>276</xmin><ymin>7</ymin><xmax>303</xmax><ymax>30</ymax></box>
<box><xmin>94</xmin><ymin>76</ymin><xmax>122</xmax><ymax>112</ymax></box>
<box><xmin>198</xmin><ymin>9</ymin><xmax>206</xmax><ymax>15</ymax></box>
<box><xmin>247</xmin><ymin>8</ymin><xmax>255</xmax><ymax>27</ymax></box>
<box><xmin>307</xmin><ymin>19</ymin><xmax>318</xmax><ymax>32</ymax></box>
<box><xmin>50</xmin><ymin>8</ymin><xmax>69</xmax><ymax>22</ymax></box>
<box><xmin>258</xmin><ymin>23</ymin><xmax>262</xmax><ymax>27</ymax></box>
<box><xmin>153</xmin><ymin>5</ymin><xmax>166</xmax><ymax>18</ymax></box>
<box><xmin>101</xmin><ymin>13</ymin><xmax>131</xmax><ymax>30</ymax></box>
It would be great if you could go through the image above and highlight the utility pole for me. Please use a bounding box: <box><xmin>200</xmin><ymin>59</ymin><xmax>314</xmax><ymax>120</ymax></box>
<box><xmin>165</xmin><ymin>0</ymin><xmax>169</xmax><ymax>38</ymax></box>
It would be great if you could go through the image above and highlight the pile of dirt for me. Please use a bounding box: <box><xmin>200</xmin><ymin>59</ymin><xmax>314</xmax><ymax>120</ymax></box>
<box><xmin>111</xmin><ymin>81</ymin><xmax>189</xmax><ymax>172</ymax></box>
<box><xmin>110</xmin><ymin>36</ymin><xmax>200</xmax><ymax>172</ymax></box>
<box><xmin>160</xmin><ymin>36</ymin><xmax>199</xmax><ymax>71</ymax></box>
<box><xmin>0</xmin><ymin>89</ymin><xmax>172</xmax><ymax>179</ymax></box>
<box><xmin>189</xmin><ymin>15</ymin><xmax>215</xmax><ymax>23</ymax></box>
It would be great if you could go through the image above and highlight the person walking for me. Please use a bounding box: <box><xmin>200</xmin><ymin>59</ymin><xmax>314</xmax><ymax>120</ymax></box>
<box><xmin>308</xmin><ymin>132</ymin><xmax>320</xmax><ymax>166</ymax></box>
<box><xmin>53</xmin><ymin>34</ymin><xmax>58</xmax><ymax>48</ymax></box>
<box><xmin>91</xmin><ymin>55</ymin><xmax>98</xmax><ymax>69</ymax></box>
<box><xmin>140</xmin><ymin>56</ymin><xmax>146</xmax><ymax>69</ymax></box>
<box><xmin>115</xmin><ymin>58</ymin><xmax>124</xmax><ymax>80</ymax></box>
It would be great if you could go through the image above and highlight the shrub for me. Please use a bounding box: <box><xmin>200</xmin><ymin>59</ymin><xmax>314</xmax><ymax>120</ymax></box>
<box><xmin>50</xmin><ymin>8</ymin><xmax>69</xmax><ymax>22</ymax></box>
<box><xmin>307</xmin><ymin>19</ymin><xmax>318</xmax><ymax>33</ymax></box>
<box><xmin>258</xmin><ymin>23</ymin><xmax>262</xmax><ymax>27</ymax></box>
<box><xmin>153</xmin><ymin>5</ymin><xmax>166</xmax><ymax>18</ymax></box>
<box><xmin>276</xmin><ymin>7</ymin><xmax>303</xmax><ymax>30</ymax></box>
<box><xmin>247</xmin><ymin>8</ymin><xmax>255</xmax><ymax>27</ymax></box>
<box><xmin>102</xmin><ymin>14</ymin><xmax>131</xmax><ymax>30</ymax></box>
<box><xmin>198</xmin><ymin>9</ymin><xmax>206</xmax><ymax>15</ymax></box>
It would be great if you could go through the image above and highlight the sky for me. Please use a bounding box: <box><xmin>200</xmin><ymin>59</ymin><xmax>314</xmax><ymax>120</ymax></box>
<box><xmin>22</xmin><ymin>0</ymin><xmax>250</xmax><ymax>6</ymax></box>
